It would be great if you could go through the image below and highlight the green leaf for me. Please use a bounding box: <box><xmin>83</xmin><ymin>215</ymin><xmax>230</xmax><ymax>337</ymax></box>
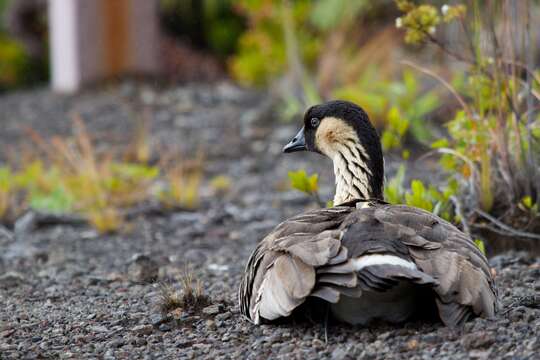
<box><xmin>384</xmin><ymin>164</ymin><xmax>406</xmax><ymax>204</ymax></box>
<box><xmin>310</xmin><ymin>0</ymin><xmax>368</xmax><ymax>30</ymax></box>
<box><xmin>29</xmin><ymin>186</ymin><xmax>74</xmax><ymax>214</ymax></box>
<box><xmin>288</xmin><ymin>169</ymin><xmax>318</xmax><ymax>195</ymax></box>
<box><xmin>403</xmin><ymin>70</ymin><xmax>418</xmax><ymax>95</ymax></box>
<box><xmin>110</xmin><ymin>163</ymin><xmax>159</xmax><ymax>180</ymax></box>
<box><xmin>405</xmin><ymin>180</ymin><xmax>433</xmax><ymax>212</ymax></box>
<box><xmin>474</xmin><ymin>239</ymin><xmax>486</xmax><ymax>256</ymax></box>
<box><xmin>401</xmin><ymin>149</ymin><xmax>410</xmax><ymax>160</ymax></box>
<box><xmin>0</xmin><ymin>167</ymin><xmax>12</xmax><ymax>191</ymax></box>
<box><xmin>431</xmin><ymin>138</ymin><xmax>449</xmax><ymax>149</ymax></box>
<box><xmin>522</xmin><ymin>195</ymin><xmax>533</xmax><ymax>209</ymax></box>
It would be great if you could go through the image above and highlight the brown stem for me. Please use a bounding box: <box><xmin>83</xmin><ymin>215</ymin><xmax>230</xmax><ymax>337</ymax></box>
<box><xmin>400</xmin><ymin>60</ymin><xmax>473</xmax><ymax>118</ymax></box>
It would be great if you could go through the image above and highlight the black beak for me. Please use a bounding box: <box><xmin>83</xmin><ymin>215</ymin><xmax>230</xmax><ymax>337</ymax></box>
<box><xmin>283</xmin><ymin>127</ymin><xmax>307</xmax><ymax>153</ymax></box>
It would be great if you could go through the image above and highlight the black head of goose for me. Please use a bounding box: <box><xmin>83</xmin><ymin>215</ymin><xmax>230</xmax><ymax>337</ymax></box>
<box><xmin>239</xmin><ymin>100</ymin><xmax>497</xmax><ymax>327</ymax></box>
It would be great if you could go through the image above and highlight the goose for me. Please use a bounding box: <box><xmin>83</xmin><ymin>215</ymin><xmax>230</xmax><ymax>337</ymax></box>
<box><xmin>239</xmin><ymin>100</ymin><xmax>497</xmax><ymax>327</ymax></box>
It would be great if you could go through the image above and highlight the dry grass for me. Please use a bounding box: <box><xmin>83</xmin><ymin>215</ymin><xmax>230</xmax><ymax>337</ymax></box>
<box><xmin>0</xmin><ymin>114</ymin><xmax>204</xmax><ymax>233</ymax></box>
<box><xmin>395</xmin><ymin>0</ymin><xmax>540</xmax><ymax>246</ymax></box>
<box><xmin>158</xmin><ymin>270</ymin><xmax>210</xmax><ymax>314</ymax></box>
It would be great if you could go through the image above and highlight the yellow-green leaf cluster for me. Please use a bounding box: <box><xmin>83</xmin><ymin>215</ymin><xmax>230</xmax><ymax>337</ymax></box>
<box><xmin>288</xmin><ymin>169</ymin><xmax>319</xmax><ymax>195</ymax></box>
<box><xmin>210</xmin><ymin>175</ymin><xmax>232</xmax><ymax>196</ymax></box>
<box><xmin>0</xmin><ymin>123</ymin><xmax>203</xmax><ymax>234</ymax></box>
<box><xmin>442</xmin><ymin>4</ymin><xmax>466</xmax><ymax>23</ymax></box>
<box><xmin>395</xmin><ymin>1</ymin><xmax>466</xmax><ymax>45</ymax></box>
<box><xmin>381</xmin><ymin>107</ymin><xmax>409</xmax><ymax>151</ymax></box>
<box><xmin>385</xmin><ymin>164</ymin><xmax>457</xmax><ymax>223</ymax></box>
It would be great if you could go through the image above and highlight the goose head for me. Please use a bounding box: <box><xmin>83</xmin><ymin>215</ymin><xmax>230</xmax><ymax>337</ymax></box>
<box><xmin>283</xmin><ymin>100</ymin><xmax>384</xmax><ymax>205</ymax></box>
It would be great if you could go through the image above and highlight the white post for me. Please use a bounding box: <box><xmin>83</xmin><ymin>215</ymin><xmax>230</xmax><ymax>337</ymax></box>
<box><xmin>48</xmin><ymin>0</ymin><xmax>80</xmax><ymax>93</ymax></box>
<box><xmin>48</xmin><ymin>0</ymin><xmax>160</xmax><ymax>93</ymax></box>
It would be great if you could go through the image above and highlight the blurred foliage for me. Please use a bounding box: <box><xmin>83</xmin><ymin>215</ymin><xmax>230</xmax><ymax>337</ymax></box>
<box><xmin>230</xmin><ymin>0</ymin><xmax>439</xmax><ymax>146</ymax></box>
<box><xmin>230</xmin><ymin>0</ymin><xmax>322</xmax><ymax>86</ymax></box>
<box><xmin>159</xmin><ymin>0</ymin><xmax>245</xmax><ymax>57</ymax></box>
<box><xmin>0</xmin><ymin>0</ymin><xmax>48</xmax><ymax>91</ymax></box>
<box><xmin>396</xmin><ymin>1</ymin><xmax>540</xmax><ymax>234</ymax></box>
<box><xmin>286</xmin><ymin>162</ymin><xmax>459</xmax><ymax>225</ymax></box>
<box><xmin>288</xmin><ymin>169</ymin><xmax>324</xmax><ymax>206</ymax></box>
<box><xmin>0</xmin><ymin>35</ymin><xmax>30</xmax><ymax>88</ymax></box>
<box><xmin>335</xmin><ymin>69</ymin><xmax>440</xmax><ymax>147</ymax></box>
<box><xmin>288</xmin><ymin>169</ymin><xmax>318</xmax><ymax>195</ymax></box>
<box><xmin>474</xmin><ymin>238</ymin><xmax>486</xmax><ymax>255</ymax></box>
<box><xmin>209</xmin><ymin>175</ymin><xmax>232</xmax><ymax>196</ymax></box>
<box><xmin>384</xmin><ymin>164</ymin><xmax>457</xmax><ymax>222</ymax></box>
<box><xmin>0</xmin><ymin>118</ymin><xmax>203</xmax><ymax>234</ymax></box>
<box><xmin>158</xmin><ymin>160</ymin><xmax>202</xmax><ymax>210</ymax></box>
<box><xmin>395</xmin><ymin>1</ymin><xmax>465</xmax><ymax>44</ymax></box>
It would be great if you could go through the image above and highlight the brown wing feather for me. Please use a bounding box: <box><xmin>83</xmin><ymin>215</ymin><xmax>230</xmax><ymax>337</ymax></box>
<box><xmin>239</xmin><ymin>203</ymin><xmax>497</xmax><ymax>326</ymax></box>
<box><xmin>239</xmin><ymin>206</ymin><xmax>354</xmax><ymax>323</ymax></box>
<box><xmin>371</xmin><ymin>205</ymin><xmax>498</xmax><ymax>326</ymax></box>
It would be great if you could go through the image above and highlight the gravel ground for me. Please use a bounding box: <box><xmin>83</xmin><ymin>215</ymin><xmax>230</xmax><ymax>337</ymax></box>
<box><xmin>0</xmin><ymin>82</ymin><xmax>539</xmax><ymax>359</ymax></box>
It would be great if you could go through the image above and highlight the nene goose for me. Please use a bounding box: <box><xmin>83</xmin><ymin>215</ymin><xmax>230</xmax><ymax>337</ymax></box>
<box><xmin>239</xmin><ymin>100</ymin><xmax>497</xmax><ymax>327</ymax></box>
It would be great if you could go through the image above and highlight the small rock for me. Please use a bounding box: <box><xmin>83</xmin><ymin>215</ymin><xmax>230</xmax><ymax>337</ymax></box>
<box><xmin>90</xmin><ymin>325</ymin><xmax>109</xmax><ymax>333</ymax></box>
<box><xmin>32</xmin><ymin>336</ymin><xmax>42</xmax><ymax>342</ymax></box>
<box><xmin>149</xmin><ymin>313</ymin><xmax>167</xmax><ymax>326</ymax></box>
<box><xmin>202</xmin><ymin>304</ymin><xmax>222</xmax><ymax>315</ymax></box>
<box><xmin>0</xmin><ymin>271</ymin><xmax>26</xmax><ymax>288</ymax></box>
<box><xmin>14</xmin><ymin>211</ymin><xmax>37</xmax><ymax>236</ymax></box>
<box><xmin>331</xmin><ymin>347</ymin><xmax>348</xmax><ymax>360</ymax></box>
<box><xmin>127</xmin><ymin>254</ymin><xmax>159</xmax><ymax>283</ymax></box>
<box><xmin>215</xmin><ymin>312</ymin><xmax>231</xmax><ymax>322</ymax></box>
<box><xmin>1</xmin><ymin>329</ymin><xmax>15</xmax><ymax>338</ymax></box>
<box><xmin>406</xmin><ymin>339</ymin><xmax>418</xmax><ymax>351</ymax></box>
<box><xmin>312</xmin><ymin>338</ymin><xmax>325</xmax><ymax>349</ymax></box>
<box><xmin>205</xmin><ymin>320</ymin><xmax>217</xmax><ymax>330</ymax></box>
<box><xmin>158</xmin><ymin>323</ymin><xmax>171</xmax><ymax>332</ymax></box>
<box><xmin>176</xmin><ymin>339</ymin><xmax>192</xmax><ymax>348</ymax></box>
<box><xmin>132</xmin><ymin>325</ymin><xmax>153</xmax><ymax>336</ymax></box>
<box><xmin>135</xmin><ymin>338</ymin><xmax>147</xmax><ymax>346</ymax></box>
<box><xmin>207</xmin><ymin>263</ymin><xmax>229</xmax><ymax>272</ymax></box>
<box><xmin>104</xmin><ymin>349</ymin><xmax>115</xmax><ymax>360</ymax></box>
<box><xmin>422</xmin><ymin>334</ymin><xmax>440</xmax><ymax>344</ymax></box>
<box><xmin>462</xmin><ymin>331</ymin><xmax>495</xmax><ymax>350</ymax></box>
<box><xmin>110</xmin><ymin>339</ymin><xmax>125</xmax><ymax>348</ymax></box>
<box><xmin>279</xmin><ymin>344</ymin><xmax>295</xmax><ymax>354</ymax></box>
<box><xmin>469</xmin><ymin>349</ymin><xmax>491</xmax><ymax>359</ymax></box>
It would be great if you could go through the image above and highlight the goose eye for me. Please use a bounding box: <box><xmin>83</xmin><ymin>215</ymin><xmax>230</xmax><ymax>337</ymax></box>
<box><xmin>310</xmin><ymin>117</ymin><xmax>320</xmax><ymax>128</ymax></box>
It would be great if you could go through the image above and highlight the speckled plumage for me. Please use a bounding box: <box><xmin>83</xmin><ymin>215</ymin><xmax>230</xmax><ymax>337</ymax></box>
<box><xmin>239</xmin><ymin>201</ymin><xmax>497</xmax><ymax>326</ymax></box>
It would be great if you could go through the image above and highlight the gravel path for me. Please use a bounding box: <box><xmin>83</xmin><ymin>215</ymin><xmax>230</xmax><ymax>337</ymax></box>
<box><xmin>0</xmin><ymin>82</ymin><xmax>539</xmax><ymax>359</ymax></box>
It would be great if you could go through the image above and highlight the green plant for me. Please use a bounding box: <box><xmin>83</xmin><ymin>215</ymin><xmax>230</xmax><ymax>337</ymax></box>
<box><xmin>158</xmin><ymin>157</ymin><xmax>203</xmax><ymax>210</ymax></box>
<box><xmin>231</xmin><ymin>0</ymin><xmax>322</xmax><ymax>87</ymax></box>
<box><xmin>384</xmin><ymin>164</ymin><xmax>458</xmax><ymax>222</ymax></box>
<box><xmin>288</xmin><ymin>169</ymin><xmax>323</xmax><ymax>206</ymax></box>
<box><xmin>0</xmin><ymin>35</ymin><xmax>30</xmax><ymax>90</ymax></box>
<box><xmin>0</xmin><ymin>0</ymin><xmax>49</xmax><ymax>91</ymax></box>
<box><xmin>233</xmin><ymin>2</ymin><xmax>411</xmax><ymax>116</ymax></box>
<box><xmin>474</xmin><ymin>238</ymin><xmax>486</xmax><ymax>256</ymax></box>
<box><xmin>159</xmin><ymin>0</ymin><xmax>245</xmax><ymax>58</ymax></box>
<box><xmin>335</xmin><ymin>69</ymin><xmax>440</xmax><ymax>144</ymax></box>
<box><xmin>520</xmin><ymin>196</ymin><xmax>539</xmax><ymax>216</ymax></box>
<box><xmin>0</xmin><ymin>118</ymin><xmax>204</xmax><ymax>233</ymax></box>
<box><xmin>395</xmin><ymin>0</ymin><xmax>540</xmax><ymax>240</ymax></box>
<box><xmin>210</xmin><ymin>175</ymin><xmax>232</xmax><ymax>196</ymax></box>
<box><xmin>286</xmin><ymin>163</ymin><xmax>462</xmax><ymax>227</ymax></box>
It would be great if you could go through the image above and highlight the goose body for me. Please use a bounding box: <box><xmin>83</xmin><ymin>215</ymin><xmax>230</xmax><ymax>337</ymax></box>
<box><xmin>239</xmin><ymin>101</ymin><xmax>497</xmax><ymax>327</ymax></box>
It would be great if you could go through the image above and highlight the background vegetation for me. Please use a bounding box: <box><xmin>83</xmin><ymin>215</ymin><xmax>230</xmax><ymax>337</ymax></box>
<box><xmin>0</xmin><ymin>0</ymin><xmax>538</xmax><ymax>250</ymax></box>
